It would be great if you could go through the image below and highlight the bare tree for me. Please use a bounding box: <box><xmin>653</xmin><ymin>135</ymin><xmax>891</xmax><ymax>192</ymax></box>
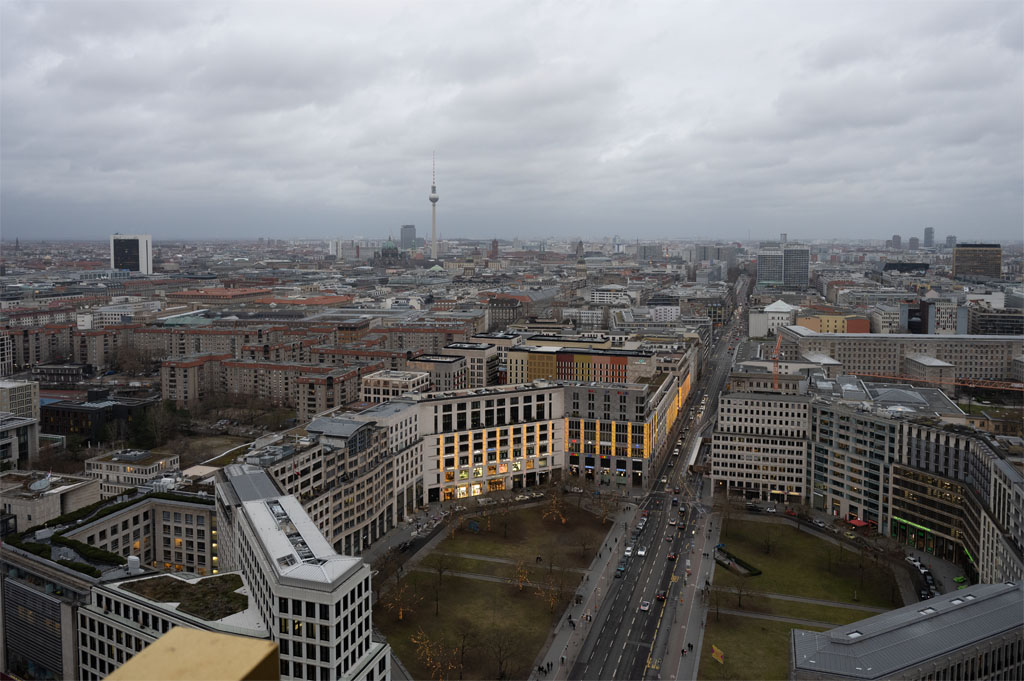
<box><xmin>433</xmin><ymin>553</ymin><xmax>452</xmax><ymax>616</ymax></box>
<box><xmin>485</xmin><ymin>627</ymin><xmax>518</xmax><ymax>680</ymax></box>
<box><xmin>543</xmin><ymin>494</ymin><xmax>567</xmax><ymax>525</ymax></box>
<box><xmin>762</xmin><ymin>524</ymin><xmax>778</xmax><ymax>555</ymax></box>
<box><xmin>734</xmin><ymin>579</ymin><xmax>753</xmax><ymax>609</ymax></box>
<box><xmin>452</xmin><ymin>617</ymin><xmax>476</xmax><ymax>680</ymax></box>
<box><xmin>411</xmin><ymin>629</ymin><xmax>458</xmax><ymax>681</ymax></box>
<box><xmin>508</xmin><ymin>559</ymin><xmax>530</xmax><ymax>592</ymax></box>
<box><xmin>381</xmin><ymin>580</ymin><xmax>421</xmax><ymax>622</ymax></box>
<box><xmin>820</xmin><ymin>542</ymin><xmax>836</xmax><ymax>573</ymax></box>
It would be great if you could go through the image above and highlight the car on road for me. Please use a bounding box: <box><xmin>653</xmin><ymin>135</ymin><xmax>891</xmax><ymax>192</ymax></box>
<box><xmin>667</xmin><ymin>552</ymin><xmax>677</xmax><ymax>561</ymax></box>
<box><xmin>844</xmin><ymin>531</ymin><xmax>857</xmax><ymax>540</ymax></box>
<box><xmin>668</xmin><ymin>519</ymin><xmax>677</xmax><ymax>526</ymax></box>
<box><xmin>665</xmin><ymin>535</ymin><xmax>673</xmax><ymax>542</ymax></box>
<box><xmin>637</xmin><ymin>546</ymin><xmax>647</xmax><ymax>557</ymax></box>
<box><xmin>766</xmin><ymin>505</ymin><xmax>777</xmax><ymax>514</ymax></box>
<box><xmin>813</xmin><ymin>519</ymin><xmax>826</xmax><ymax>528</ymax></box>
<box><xmin>906</xmin><ymin>556</ymin><xmax>922</xmax><ymax>568</ymax></box>
<box><xmin>655</xmin><ymin>590</ymin><xmax>667</xmax><ymax>601</ymax></box>
<box><xmin>953</xmin><ymin>576</ymin><xmax>967</xmax><ymax>584</ymax></box>
<box><xmin>624</xmin><ymin>546</ymin><xmax>633</xmax><ymax>557</ymax></box>
<box><xmin>919</xmin><ymin>589</ymin><xmax>931</xmax><ymax>601</ymax></box>
<box><xmin>674</xmin><ymin>487</ymin><xmax>681</xmax><ymax>494</ymax></box>
<box><xmin>660</xmin><ymin>476</ymin><xmax>668</xmax><ymax>484</ymax></box>
<box><xmin>639</xmin><ymin>601</ymin><xmax>651</xmax><ymax>612</ymax></box>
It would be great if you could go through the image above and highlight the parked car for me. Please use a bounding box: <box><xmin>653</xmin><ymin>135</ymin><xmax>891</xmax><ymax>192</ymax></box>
<box><xmin>625</xmin><ymin>546</ymin><xmax>633</xmax><ymax>558</ymax></box>
<box><xmin>844</xmin><ymin>531</ymin><xmax>857</xmax><ymax>540</ymax></box>
<box><xmin>813</xmin><ymin>519</ymin><xmax>826</xmax><ymax>528</ymax></box>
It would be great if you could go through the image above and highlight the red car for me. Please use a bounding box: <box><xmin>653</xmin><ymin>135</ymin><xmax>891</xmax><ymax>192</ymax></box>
<box><xmin>785</xmin><ymin>508</ymin><xmax>797</xmax><ymax>517</ymax></box>
<box><xmin>641</xmin><ymin>510</ymin><xmax>650</xmax><ymax>517</ymax></box>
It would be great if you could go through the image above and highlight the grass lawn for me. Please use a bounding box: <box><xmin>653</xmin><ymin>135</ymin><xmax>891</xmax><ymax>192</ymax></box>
<box><xmin>698</xmin><ymin>613</ymin><xmax>827</xmax><ymax>681</ymax></box>
<box><xmin>154</xmin><ymin>435</ymin><xmax>250</xmax><ymax>468</ymax></box>
<box><xmin>437</xmin><ymin>502</ymin><xmax>609</xmax><ymax>569</ymax></box>
<box><xmin>376</xmin><ymin>572</ymin><xmax>567</xmax><ymax>681</ymax></box>
<box><xmin>957</xmin><ymin>401</ymin><xmax>1023</xmax><ymax>419</ymax></box>
<box><xmin>418</xmin><ymin>552</ymin><xmax>584</xmax><ymax>584</ymax></box>
<box><xmin>712</xmin><ymin>589</ymin><xmax>872</xmax><ymax>626</ymax></box>
<box><xmin>714</xmin><ymin>518</ymin><xmax>900</xmax><ymax>608</ymax></box>
<box><xmin>121</xmin><ymin>573</ymin><xmax>247</xmax><ymax>621</ymax></box>
<box><xmin>378</xmin><ymin>502</ymin><xmax>605</xmax><ymax>679</ymax></box>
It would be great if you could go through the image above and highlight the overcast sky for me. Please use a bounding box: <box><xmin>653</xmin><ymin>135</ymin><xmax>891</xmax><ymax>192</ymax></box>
<box><xmin>2</xmin><ymin>1</ymin><xmax>1021</xmax><ymax>243</ymax></box>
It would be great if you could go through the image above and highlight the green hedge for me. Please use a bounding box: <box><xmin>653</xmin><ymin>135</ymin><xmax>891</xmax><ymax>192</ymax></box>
<box><xmin>4</xmin><ymin>534</ymin><xmax>52</xmax><ymax>559</ymax></box>
<box><xmin>51</xmin><ymin>535</ymin><xmax>127</xmax><ymax>565</ymax></box>
<box><xmin>58</xmin><ymin>559</ymin><xmax>102</xmax><ymax>578</ymax></box>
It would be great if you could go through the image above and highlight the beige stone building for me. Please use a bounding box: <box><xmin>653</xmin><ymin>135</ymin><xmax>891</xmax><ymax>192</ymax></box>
<box><xmin>0</xmin><ymin>470</ymin><xmax>100</xmax><ymax>531</ymax></box>
<box><xmin>360</xmin><ymin>370</ymin><xmax>430</xmax><ymax>403</ymax></box>
<box><xmin>84</xmin><ymin>450</ymin><xmax>180</xmax><ymax>498</ymax></box>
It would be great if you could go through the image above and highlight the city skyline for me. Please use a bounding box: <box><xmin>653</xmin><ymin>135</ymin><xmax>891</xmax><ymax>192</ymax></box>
<box><xmin>1</xmin><ymin>2</ymin><xmax>1021</xmax><ymax>242</ymax></box>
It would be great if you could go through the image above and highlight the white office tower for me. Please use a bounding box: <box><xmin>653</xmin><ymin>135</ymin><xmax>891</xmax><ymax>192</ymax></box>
<box><xmin>216</xmin><ymin>465</ymin><xmax>390</xmax><ymax>681</ymax></box>
<box><xmin>109</xmin><ymin>234</ymin><xmax>153</xmax><ymax>274</ymax></box>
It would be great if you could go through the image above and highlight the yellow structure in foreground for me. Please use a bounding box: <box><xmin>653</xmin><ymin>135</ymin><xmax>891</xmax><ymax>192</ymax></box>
<box><xmin>106</xmin><ymin>627</ymin><xmax>279</xmax><ymax>681</ymax></box>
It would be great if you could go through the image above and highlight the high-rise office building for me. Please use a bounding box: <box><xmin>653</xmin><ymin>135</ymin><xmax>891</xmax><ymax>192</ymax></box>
<box><xmin>400</xmin><ymin>224</ymin><xmax>416</xmax><ymax>250</ymax></box>
<box><xmin>780</xmin><ymin>232</ymin><xmax>788</xmax><ymax>243</ymax></box>
<box><xmin>946</xmin><ymin>235</ymin><xmax>957</xmax><ymax>248</ymax></box>
<box><xmin>908</xmin><ymin>237</ymin><xmax>919</xmax><ymax>251</ymax></box>
<box><xmin>756</xmin><ymin>248</ymin><xmax>785</xmax><ymax>287</ymax></box>
<box><xmin>953</xmin><ymin>243</ymin><xmax>1002</xmax><ymax>279</ymax></box>
<box><xmin>109</xmin><ymin>234</ymin><xmax>153</xmax><ymax>274</ymax></box>
<box><xmin>783</xmin><ymin>245</ymin><xmax>810</xmax><ymax>288</ymax></box>
<box><xmin>891</xmin><ymin>234</ymin><xmax>902</xmax><ymax>250</ymax></box>
<box><xmin>923</xmin><ymin>226</ymin><xmax>934</xmax><ymax>248</ymax></box>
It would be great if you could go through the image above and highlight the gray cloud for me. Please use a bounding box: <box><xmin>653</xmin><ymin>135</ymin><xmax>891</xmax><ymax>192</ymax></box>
<box><xmin>1</xmin><ymin>0</ymin><xmax>1021</xmax><ymax>242</ymax></box>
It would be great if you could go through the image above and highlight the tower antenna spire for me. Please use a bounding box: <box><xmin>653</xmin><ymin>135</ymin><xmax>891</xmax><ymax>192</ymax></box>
<box><xmin>429</xmin><ymin>152</ymin><xmax>440</xmax><ymax>260</ymax></box>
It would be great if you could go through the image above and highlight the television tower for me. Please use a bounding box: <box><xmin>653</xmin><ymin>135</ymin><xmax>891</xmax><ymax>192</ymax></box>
<box><xmin>429</xmin><ymin>153</ymin><xmax>439</xmax><ymax>260</ymax></box>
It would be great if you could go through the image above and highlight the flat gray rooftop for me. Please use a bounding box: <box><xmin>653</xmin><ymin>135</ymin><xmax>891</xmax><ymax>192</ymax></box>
<box><xmin>791</xmin><ymin>582</ymin><xmax>1023</xmax><ymax>680</ymax></box>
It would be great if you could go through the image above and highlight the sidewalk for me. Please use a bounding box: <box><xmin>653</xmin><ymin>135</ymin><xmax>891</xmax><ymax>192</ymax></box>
<box><xmin>528</xmin><ymin>500</ymin><xmax>642</xmax><ymax>681</ymax></box>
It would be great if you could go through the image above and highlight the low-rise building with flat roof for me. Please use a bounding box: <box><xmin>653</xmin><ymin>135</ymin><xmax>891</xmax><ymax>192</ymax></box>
<box><xmin>790</xmin><ymin>582</ymin><xmax>1023</xmax><ymax>680</ymax></box>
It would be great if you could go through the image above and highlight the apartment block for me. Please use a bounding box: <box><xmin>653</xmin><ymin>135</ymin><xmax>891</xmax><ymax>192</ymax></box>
<box><xmin>215</xmin><ymin>466</ymin><xmax>389</xmax><ymax>681</ymax></box>
<box><xmin>360</xmin><ymin>370</ymin><xmax>430</xmax><ymax>403</ymax></box>
<box><xmin>250</xmin><ymin>406</ymin><xmax>421</xmax><ymax>557</ymax></box>
<box><xmin>160</xmin><ymin>353</ymin><xmax>232</xmax><ymax>410</ymax></box>
<box><xmin>710</xmin><ymin>393</ymin><xmax>811</xmax><ymax>503</ymax></box>
<box><xmin>405</xmin><ymin>355</ymin><xmax>467</xmax><ymax>392</ymax></box>
<box><xmin>442</xmin><ymin>342</ymin><xmax>499</xmax><ymax>387</ymax></box>
<box><xmin>779</xmin><ymin>325</ymin><xmax>1023</xmax><ymax>383</ymax></box>
<box><xmin>564</xmin><ymin>372</ymin><xmax>683</xmax><ymax>490</ymax></box>
<box><xmin>0</xmin><ymin>412</ymin><xmax>41</xmax><ymax>469</ymax></box>
<box><xmin>952</xmin><ymin>243</ymin><xmax>1002</xmax><ymax>279</ymax></box>
<box><xmin>402</xmin><ymin>381</ymin><xmax>565</xmax><ymax>502</ymax></box>
<box><xmin>0</xmin><ymin>379</ymin><xmax>40</xmax><ymax>420</ymax></box>
<box><xmin>506</xmin><ymin>346</ymin><xmax>658</xmax><ymax>385</ymax></box>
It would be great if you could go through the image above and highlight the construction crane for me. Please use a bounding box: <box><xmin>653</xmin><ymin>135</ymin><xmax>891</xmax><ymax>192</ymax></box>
<box><xmin>772</xmin><ymin>334</ymin><xmax>783</xmax><ymax>390</ymax></box>
<box><xmin>845</xmin><ymin>372</ymin><xmax>1024</xmax><ymax>392</ymax></box>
